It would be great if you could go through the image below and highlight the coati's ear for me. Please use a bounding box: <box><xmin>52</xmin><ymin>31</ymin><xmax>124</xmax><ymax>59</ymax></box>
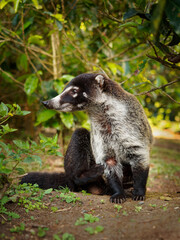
<box><xmin>95</xmin><ymin>75</ymin><xmax>104</xmax><ymax>89</ymax></box>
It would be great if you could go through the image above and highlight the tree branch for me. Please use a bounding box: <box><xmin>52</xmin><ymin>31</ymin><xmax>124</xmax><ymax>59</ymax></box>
<box><xmin>147</xmin><ymin>55</ymin><xmax>180</xmax><ymax>70</ymax></box>
<box><xmin>135</xmin><ymin>78</ymin><xmax>180</xmax><ymax>104</ymax></box>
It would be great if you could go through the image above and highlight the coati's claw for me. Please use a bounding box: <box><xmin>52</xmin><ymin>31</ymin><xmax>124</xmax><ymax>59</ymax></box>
<box><xmin>110</xmin><ymin>193</ymin><xmax>126</xmax><ymax>204</ymax></box>
<box><xmin>132</xmin><ymin>195</ymin><xmax>145</xmax><ymax>201</ymax></box>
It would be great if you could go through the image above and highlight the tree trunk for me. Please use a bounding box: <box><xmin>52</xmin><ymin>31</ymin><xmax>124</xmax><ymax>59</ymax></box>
<box><xmin>51</xmin><ymin>27</ymin><xmax>64</xmax><ymax>154</ymax></box>
<box><xmin>51</xmin><ymin>28</ymin><xmax>62</xmax><ymax>79</ymax></box>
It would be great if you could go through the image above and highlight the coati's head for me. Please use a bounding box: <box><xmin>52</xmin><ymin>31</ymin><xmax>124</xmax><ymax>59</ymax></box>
<box><xmin>42</xmin><ymin>73</ymin><xmax>106</xmax><ymax>112</ymax></box>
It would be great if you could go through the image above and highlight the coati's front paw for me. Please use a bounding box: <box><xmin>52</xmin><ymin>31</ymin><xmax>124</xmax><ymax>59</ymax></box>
<box><xmin>132</xmin><ymin>189</ymin><xmax>146</xmax><ymax>201</ymax></box>
<box><xmin>110</xmin><ymin>193</ymin><xmax>126</xmax><ymax>204</ymax></box>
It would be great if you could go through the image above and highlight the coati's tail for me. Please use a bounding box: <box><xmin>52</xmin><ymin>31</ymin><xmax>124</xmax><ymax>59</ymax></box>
<box><xmin>20</xmin><ymin>172</ymin><xmax>68</xmax><ymax>190</ymax></box>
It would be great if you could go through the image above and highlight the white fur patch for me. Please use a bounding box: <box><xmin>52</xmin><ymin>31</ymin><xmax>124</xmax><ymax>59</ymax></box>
<box><xmin>50</xmin><ymin>95</ymin><xmax>61</xmax><ymax>109</ymax></box>
<box><xmin>95</xmin><ymin>75</ymin><xmax>104</xmax><ymax>87</ymax></box>
<box><xmin>83</xmin><ymin>92</ymin><xmax>88</xmax><ymax>98</ymax></box>
<box><xmin>89</xmin><ymin>92</ymin><xmax>149</xmax><ymax>180</ymax></box>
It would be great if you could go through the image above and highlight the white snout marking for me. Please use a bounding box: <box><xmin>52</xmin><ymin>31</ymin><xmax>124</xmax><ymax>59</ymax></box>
<box><xmin>83</xmin><ymin>92</ymin><xmax>88</xmax><ymax>98</ymax></box>
<box><xmin>50</xmin><ymin>95</ymin><xmax>61</xmax><ymax>109</ymax></box>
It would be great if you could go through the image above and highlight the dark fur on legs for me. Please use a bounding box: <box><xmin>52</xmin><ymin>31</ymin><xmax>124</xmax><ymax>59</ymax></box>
<box><xmin>20</xmin><ymin>128</ymin><xmax>133</xmax><ymax>195</ymax></box>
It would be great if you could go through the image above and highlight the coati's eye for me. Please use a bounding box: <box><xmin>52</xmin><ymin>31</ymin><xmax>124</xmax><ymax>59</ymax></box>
<box><xmin>72</xmin><ymin>89</ymin><xmax>78</xmax><ymax>94</ymax></box>
<box><xmin>69</xmin><ymin>87</ymin><xmax>79</xmax><ymax>97</ymax></box>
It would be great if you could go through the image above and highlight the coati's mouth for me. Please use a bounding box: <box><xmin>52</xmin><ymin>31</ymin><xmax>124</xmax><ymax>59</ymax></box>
<box><xmin>42</xmin><ymin>100</ymin><xmax>73</xmax><ymax>112</ymax></box>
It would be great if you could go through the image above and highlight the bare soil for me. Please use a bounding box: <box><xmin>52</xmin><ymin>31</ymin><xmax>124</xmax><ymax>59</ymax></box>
<box><xmin>1</xmin><ymin>137</ymin><xmax>180</xmax><ymax>240</ymax></box>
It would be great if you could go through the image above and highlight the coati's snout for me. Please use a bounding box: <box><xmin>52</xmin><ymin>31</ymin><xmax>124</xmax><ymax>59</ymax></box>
<box><xmin>42</xmin><ymin>101</ymin><xmax>51</xmax><ymax>109</ymax></box>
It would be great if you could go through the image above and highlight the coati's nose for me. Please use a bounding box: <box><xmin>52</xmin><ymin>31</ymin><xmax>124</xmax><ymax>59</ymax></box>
<box><xmin>42</xmin><ymin>101</ymin><xmax>50</xmax><ymax>109</ymax></box>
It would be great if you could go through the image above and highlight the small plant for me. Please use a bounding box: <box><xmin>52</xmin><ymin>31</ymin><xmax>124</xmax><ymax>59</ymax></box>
<box><xmin>122</xmin><ymin>210</ymin><xmax>128</xmax><ymax>216</ymax></box>
<box><xmin>53</xmin><ymin>233</ymin><xmax>75</xmax><ymax>240</ymax></box>
<box><xmin>51</xmin><ymin>206</ymin><xmax>59</xmax><ymax>212</ymax></box>
<box><xmin>135</xmin><ymin>206</ymin><xmax>142</xmax><ymax>213</ymax></box>
<box><xmin>59</xmin><ymin>192</ymin><xmax>80</xmax><ymax>203</ymax></box>
<box><xmin>0</xmin><ymin>195</ymin><xmax>20</xmax><ymax>220</ymax></box>
<box><xmin>114</xmin><ymin>204</ymin><xmax>123</xmax><ymax>212</ymax></box>
<box><xmin>75</xmin><ymin>213</ymin><xmax>99</xmax><ymax>226</ymax></box>
<box><xmin>100</xmin><ymin>199</ymin><xmax>105</xmax><ymax>204</ymax></box>
<box><xmin>37</xmin><ymin>227</ymin><xmax>49</xmax><ymax>238</ymax></box>
<box><xmin>149</xmin><ymin>204</ymin><xmax>157</xmax><ymax>208</ymax></box>
<box><xmin>10</xmin><ymin>223</ymin><xmax>25</xmax><ymax>233</ymax></box>
<box><xmin>0</xmin><ymin>102</ymin><xmax>62</xmax><ymax>202</ymax></box>
<box><xmin>81</xmin><ymin>190</ymin><xmax>91</xmax><ymax>196</ymax></box>
<box><xmin>85</xmin><ymin>226</ymin><xmax>104</xmax><ymax>235</ymax></box>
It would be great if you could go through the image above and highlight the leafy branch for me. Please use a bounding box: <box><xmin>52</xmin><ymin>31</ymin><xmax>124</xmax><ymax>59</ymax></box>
<box><xmin>135</xmin><ymin>79</ymin><xmax>180</xmax><ymax>104</ymax></box>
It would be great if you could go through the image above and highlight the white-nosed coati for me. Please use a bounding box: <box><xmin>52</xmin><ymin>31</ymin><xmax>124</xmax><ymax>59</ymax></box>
<box><xmin>21</xmin><ymin>73</ymin><xmax>153</xmax><ymax>203</ymax></box>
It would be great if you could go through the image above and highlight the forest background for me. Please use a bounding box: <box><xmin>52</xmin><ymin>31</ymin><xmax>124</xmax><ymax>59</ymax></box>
<box><xmin>0</xmin><ymin>0</ymin><xmax>180</xmax><ymax>199</ymax></box>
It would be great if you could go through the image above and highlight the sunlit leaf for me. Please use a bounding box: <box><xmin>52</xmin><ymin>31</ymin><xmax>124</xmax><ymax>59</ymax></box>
<box><xmin>24</xmin><ymin>75</ymin><xmax>39</xmax><ymax>95</ymax></box>
<box><xmin>28</xmin><ymin>35</ymin><xmax>45</xmax><ymax>46</ymax></box>
<box><xmin>60</xmin><ymin>112</ymin><xmax>74</xmax><ymax>129</ymax></box>
<box><xmin>14</xmin><ymin>0</ymin><xmax>20</xmax><ymax>13</ymax></box>
<box><xmin>36</xmin><ymin>109</ymin><xmax>56</xmax><ymax>126</ymax></box>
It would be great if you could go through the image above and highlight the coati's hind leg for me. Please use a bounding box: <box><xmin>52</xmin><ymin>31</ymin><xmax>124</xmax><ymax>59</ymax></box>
<box><xmin>64</xmin><ymin>128</ymin><xmax>105</xmax><ymax>191</ymax></box>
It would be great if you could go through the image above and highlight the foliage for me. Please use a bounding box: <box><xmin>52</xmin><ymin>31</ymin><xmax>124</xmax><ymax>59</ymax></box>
<box><xmin>0</xmin><ymin>0</ymin><xmax>179</xmax><ymax>139</ymax></box>
<box><xmin>10</xmin><ymin>223</ymin><xmax>25</xmax><ymax>233</ymax></box>
<box><xmin>75</xmin><ymin>213</ymin><xmax>99</xmax><ymax>226</ymax></box>
<box><xmin>0</xmin><ymin>102</ymin><xmax>61</xmax><ymax>201</ymax></box>
<box><xmin>53</xmin><ymin>233</ymin><xmax>75</xmax><ymax>240</ymax></box>
<box><xmin>85</xmin><ymin>225</ymin><xmax>104</xmax><ymax>235</ymax></box>
<box><xmin>59</xmin><ymin>191</ymin><xmax>81</xmax><ymax>204</ymax></box>
<box><xmin>0</xmin><ymin>0</ymin><xmax>179</xmax><ymax>203</ymax></box>
<box><xmin>0</xmin><ymin>183</ymin><xmax>53</xmax><ymax>220</ymax></box>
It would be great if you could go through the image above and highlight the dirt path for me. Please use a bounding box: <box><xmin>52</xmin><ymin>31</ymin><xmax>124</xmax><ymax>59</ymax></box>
<box><xmin>1</xmin><ymin>137</ymin><xmax>180</xmax><ymax>240</ymax></box>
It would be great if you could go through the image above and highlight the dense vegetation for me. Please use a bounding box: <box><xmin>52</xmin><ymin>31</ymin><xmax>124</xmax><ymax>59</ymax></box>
<box><xmin>0</xmin><ymin>0</ymin><xmax>180</xmax><ymax>198</ymax></box>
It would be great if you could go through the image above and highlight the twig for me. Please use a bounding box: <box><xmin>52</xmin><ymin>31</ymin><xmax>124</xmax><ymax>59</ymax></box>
<box><xmin>99</xmin><ymin>10</ymin><xmax>123</xmax><ymax>24</ymax></box>
<box><xmin>52</xmin><ymin>207</ymin><xmax>71</xmax><ymax>213</ymax></box>
<box><xmin>147</xmin><ymin>55</ymin><xmax>180</xmax><ymax>70</ymax></box>
<box><xmin>107</xmin><ymin>42</ymin><xmax>145</xmax><ymax>61</ymax></box>
<box><xmin>0</xmin><ymin>214</ymin><xmax>7</xmax><ymax>221</ymax></box>
<box><xmin>0</xmin><ymin>67</ymin><xmax>24</xmax><ymax>89</ymax></box>
<box><xmin>135</xmin><ymin>79</ymin><xmax>180</xmax><ymax>104</ymax></box>
<box><xmin>148</xmin><ymin>40</ymin><xmax>159</xmax><ymax>58</ymax></box>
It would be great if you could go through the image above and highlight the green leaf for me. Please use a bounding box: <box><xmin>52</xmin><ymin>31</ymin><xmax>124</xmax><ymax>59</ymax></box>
<box><xmin>0</xmin><ymin>0</ymin><xmax>12</xmax><ymax>9</ymax></box>
<box><xmin>32</xmin><ymin>0</ymin><xmax>42</xmax><ymax>9</ymax></box>
<box><xmin>31</xmin><ymin>155</ymin><xmax>42</xmax><ymax>165</ymax></box>
<box><xmin>165</xmin><ymin>0</ymin><xmax>180</xmax><ymax>36</ymax></box>
<box><xmin>51</xmin><ymin>14</ymin><xmax>65</xmax><ymax>22</ymax></box>
<box><xmin>62</xmin><ymin>233</ymin><xmax>75</xmax><ymax>240</ymax></box>
<box><xmin>0</xmin><ymin>102</ymin><xmax>8</xmax><ymax>117</ymax></box>
<box><xmin>44</xmin><ymin>188</ymin><xmax>53</xmax><ymax>194</ymax></box>
<box><xmin>61</xmin><ymin>75</ymin><xmax>74</xmax><ymax>82</ymax></box>
<box><xmin>15</xmin><ymin>167</ymin><xmax>25</xmax><ymax>174</ymax></box>
<box><xmin>55</xmin><ymin>20</ymin><xmax>63</xmax><ymax>31</ymax></box>
<box><xmin>13</xmin><ymin>140</ymin><xmax>29</xmax><ymax>150</ymax></box>
<box><xmin>23</xmin><ymin>156</ymin><xmax>34</xmax><ymax>163</ymax></box>
<box><xmin>14</xmin><ymin>0</ymin><xmax>20</xmax><ymax>13</ymax></box>
<box><xmin>85</xmin><ymin>227</ymin><xmax>94</xmax><ymax>235</ymax></box>
<box><xmin>0</xmin><ymin>167</ymin><xmax>12</xmax><ymax>174</ymax></box>
<box><xmin>123</xmin><ymin>8</ymin><xmax>139</xmax><ymax>20</ymax></box>
<box><xmin>0</xmin><ymin>141</ymin><xmax>10</xmax><ymax>153</ymax></box>
<box><xmin>28</xmin><ymin>35</ymin><xmax>45</xmax><ymax>46</ymax></box>
<box><xmin>107</xmin><ymin>62</ymin><xmax>117</xmax><ymax>75</ymax></box>
<box><xmin>1</xmin><ymin>196</ymin><xmax>9</xmax><ymax>205</ymax></box>
<box><xmin>2</xmin><ymin>124</ymin><xmax>17</xmax><ymax>134</ymax></box>
<box><xmin>36</xmin><ymin>109</ymin><xmax>56</xmax><ymax>126</ymax></box>
<box><xmin>24</xmin><ymin>74</ymin><xmax>39</xmax><ymax>95</ymax></box>
<box><xmin>53</xmin><ymin>79</ymin><xmax>65</xmax><ymax>94</ymax></box>
<box><xmin>60</xmin><ymin>112</ymin><xmax>74</xmax><ymax>129</ymax></box>
<box><xmin>17</xmin><ymin>54</ymin><xmax>28</xmax><ymax>72</ymax></box>
<box><xmin>94</xmin><ymin>225</ymin><xmax>104</xmax><ymax>233</ymax></box>
<box><xmin>17</xmin><ymin>110</ymin><xmax>31</xmax><ymax>116</ymax></box>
